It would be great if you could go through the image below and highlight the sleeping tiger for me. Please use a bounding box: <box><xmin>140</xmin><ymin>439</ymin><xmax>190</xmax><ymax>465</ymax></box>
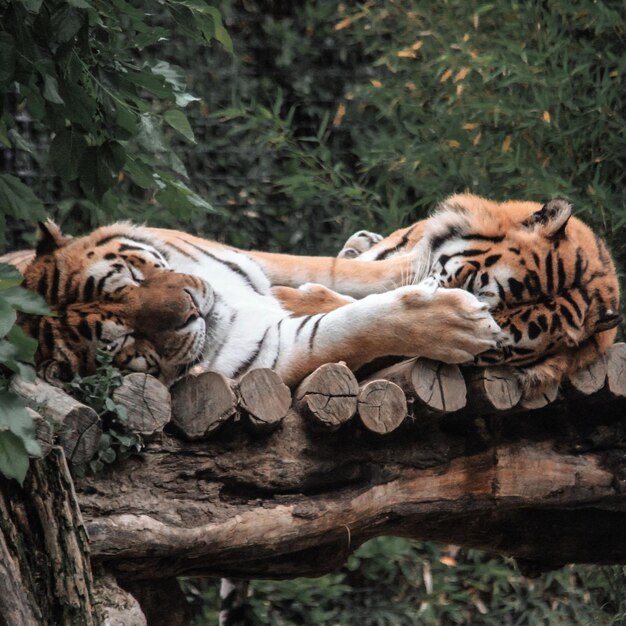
<box><xmin>3</xmin><ymin>193</ymin><xmax>619</xmax><ymax>400</ymax></box>
<box><xmin>278</xmin><ymin>194</ymin><xmax>621</xmax><ymax>397</ymax></box>
<box><xmin>8</xmin><ymin>213</ymin><xmax>499</xmax><ymax>388</ymax></box>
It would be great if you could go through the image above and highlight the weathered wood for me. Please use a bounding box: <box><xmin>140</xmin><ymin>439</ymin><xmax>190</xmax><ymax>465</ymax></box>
<box><xmin>112</xmin><ymin>373</ymin><xmax>171</xmax><ymax>439</ymax></box>
<box><xmin>171</xmin><ymin>369</ymin><xmax>238</xmax><ymax>439</ymax></box>
<box><xmin>11</xmin><ymin>376</ymin><xmax>102</xmax><ymax>466</ymax></box>
<box><xmin>73</xmin><ymin>381</ymin><xmax>626</xmax><ymax>581</ymax></box>
<box><xmin>92</xmin><ymin>574</ymin><xmax>147</xmax><ymax>626</ymax></box>
<box><xmin>0</xmin><ymin>448</ymin><xmax>98</xmax><ymax>626</ymax></box>
<box><xmin>294</xmin><ymin>362</ymin><xmax>358</xmax><ymax>429</ymax></box>
<box><xmin>567</xmin><ymin>356</ymin><xmax>608</xmax><ymax>396</ymax></box>
<box><xmin>26</xmin><ymin>407</ymin><xmax>54</xmax><ymax>459</ymax></box>
<box><xmin>465</xmin><ymin>366</ymin><xmax>522</xmax><ymax>412</ymax></box>
<box><xmin>357</xmin><ymin>380</ymin><xmax>407</xmax><ymax>433</ymax></box>
<box><xmin>367</xmin><ymin>358</ymin><xmax>466</xmax><ymax>415</ymax></box>
<box><xmin>238</xmin><ymin>368</ymin><xmax>292</xmax><ymax>432</ymax></box>
<box><xmin>520</xmin><ymin>379</ymin><xmax>560</xmax><ymax>409</ymax></box>
<box><xmin>607</xmin><ymin>342</ymin><xmax>626</xmax><ymax>397</ymax></box>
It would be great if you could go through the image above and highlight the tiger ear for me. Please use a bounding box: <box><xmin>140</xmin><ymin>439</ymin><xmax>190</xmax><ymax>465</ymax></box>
<box><xmin>36</xmin><ymin>220</ymin><xmax>72</xmax><ymax>256</ymax></box>
<box><xmin>521</xmin><ymin>199</ymin><xmax>572</xmax><ymax>239</ymax></box>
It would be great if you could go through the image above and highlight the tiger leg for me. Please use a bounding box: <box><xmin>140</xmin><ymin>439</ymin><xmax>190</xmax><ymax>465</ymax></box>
<box><xmin>274</xmin><ymin>279</ymin><xmax>501</xmax><ymax>386</ymax></box>
<box><xmin>272</xmin><ymin>284</ymin><xmax>354</xmax><ymax>316</ymax></box>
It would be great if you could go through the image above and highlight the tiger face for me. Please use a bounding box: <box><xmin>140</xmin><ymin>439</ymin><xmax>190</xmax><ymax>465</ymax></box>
<box><xmin>20</xmin><ymin>221</ymin><xmax>214</xmax><ymax>384</ymax></box>
<box><xmin>418</xmin><ymin>197</ymin><xmax>621</xmax><ymax>368</ymax></box>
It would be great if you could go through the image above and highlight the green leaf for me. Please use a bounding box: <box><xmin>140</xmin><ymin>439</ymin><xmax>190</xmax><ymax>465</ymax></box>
<box><xmin>124</xmin><ymin>158</ymin><xmax>155</xmax><ymax>189</ymax></box>
<box><xmin>0</xmin><ymin>263</ymin><xmax>24</xmax><ymax>290</ymax></box>
<box><xmin>0</xmin><ymin>391</ymin><xmax>40</xmax><ymax>457</ymax></box>
<box><xmin>50</xmin><ymin>6</ymin><xmax>84</xmax><ymax>43</ymax></box>
<box><xmin>150</xmin><ymin>60</ymin><xmax>187</xmax><ymax>92</ymax></box>
<box><xmin>0</xmin><ymin>300</ymin><xmax>17</xmax><ymax>339</ymax></box>
<box><xmin>66</xmin><ymin>0</ymin><xmax>91</xmax><ymax>7</ymax></box>
<box><xmin>0</xmin><ymin>174</ymin><xmax>46</xmax><ymax>223</ymax></box>
<box><xmin>50</xmin><ymin>129</ymin><xmax>87</xmax><ymax>181</ymax></box>
<box><xmin>0</xmin><ymin>431</ymin><xmax>30</xmax><ymax>484</ymax></box>
<box><xmin>0</xmin><ymin>33</ymin><xmax>16</xmax><ymax>86</ymax></box>
<box><xmin>163</xmin><ymin>109</ymin><xmax>196</xmax><ymax>143</ymax></box>
<box><xmin>43</xmin><ymin>75</ymin><xmax>65</xmax><ymax>104</ymax></box>
<box><xmin>16</xmin><ymin>0</ymin><xmax>43</xmax><ymax>13</ymax></box>
<box><xmin>1</xmin><ymin>287</ymin><xmax>51</xmax><ymax>315</ymax></box>
<box><xmin>78</xmin><ymin>146</ymin><xmax>118</xmax><ymax>201</ymax></box>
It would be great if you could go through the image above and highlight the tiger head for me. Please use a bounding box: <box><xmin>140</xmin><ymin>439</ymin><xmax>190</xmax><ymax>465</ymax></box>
<box><xmin>420</xmin><ymin>195</ymin><xmax>621</xmax><ymax>369</ymax></box>
<box><xmin>19</xmin><ymin>221</ymin><xmax>214</xmax><ymax>385</ymax></box>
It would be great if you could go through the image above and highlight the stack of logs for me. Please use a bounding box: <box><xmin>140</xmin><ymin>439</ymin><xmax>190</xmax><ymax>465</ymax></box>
<box><xmin>11</xmin><ymin>343</ymin><xmax>626</xmax><ymax>466</ymax></box>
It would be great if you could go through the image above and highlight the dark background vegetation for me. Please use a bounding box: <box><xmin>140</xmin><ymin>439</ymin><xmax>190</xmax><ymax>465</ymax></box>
<box><xmin>1</xmin><ymin>0</ymin><xmax>626</xmax><ymax>624</ymax></box>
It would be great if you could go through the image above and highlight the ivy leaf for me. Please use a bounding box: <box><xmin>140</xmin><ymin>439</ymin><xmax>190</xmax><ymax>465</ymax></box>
<box><xmin>0</xmin><ymin>33</ymin><xmax>16</xmax><ymax>86</ymax></box>
<box><xmin>16</xmin><ymin>0</ymin><xmax>43</xmax><ymax>14</ymax></box>
<box><xmin>0</xmin><ymin>174</ymin><xmax>46</xmax><ymax>224</ymax></box>
<box><xmin>1</xmin><ymin>287</ymin><xmax>51</xmax><ymax>315</ymax></box>
<box><xmin>50</xmin><ymin>129</ymin><xmax>87</xmax><ymax>181</ymax></box>
<box><xmin>0</xmin><ymin>263</ymin><xmax>24</xmax><ymax>289</ymax></box>
<box><xmin>163</xmin><ymin>109</ymin><xmax>196</xmax><ymax>143</ymax></box>
<box><xmin>0</xmin><ymin>299</ymin><xmax>17</xmax><ymax>339</ymax></box>
<box><xmin>0</xmin><ymin>431</ymin><xmax>30</xmax><ymax>484</ymax></box>
<box><xmin>43</xmin><ymin>75</ymin><xmax>65</xmax><ymax>104</ymax></box>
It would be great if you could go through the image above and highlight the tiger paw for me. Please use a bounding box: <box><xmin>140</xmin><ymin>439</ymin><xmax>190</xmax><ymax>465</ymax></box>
<box><xmin>338</xmin><ymin>230</ymin><xmax>383</xmax><ymax>259</ymax></box>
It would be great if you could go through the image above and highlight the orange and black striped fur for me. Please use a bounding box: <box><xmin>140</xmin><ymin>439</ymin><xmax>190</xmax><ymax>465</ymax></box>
<box><xmin>284</xmin><ymin>194</ymin><xmax>621</xmax><ymax>397</ymax></box>
<box><xmin>6</xmin><ymin>216</ymin><xmax>500</xmax><ymax>388</ymax></box>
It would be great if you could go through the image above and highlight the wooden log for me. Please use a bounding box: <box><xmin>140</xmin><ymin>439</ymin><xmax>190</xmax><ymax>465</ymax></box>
<box><xmin>10</xmin><ymin>376</ymin><xmax>102</xmax><ymax>466</ymax></box>
<box><xmin>567</xmin><ymin>356</ymin><xmax>608</xmax><ymax>396</ymax></box>
<box><xmin>294</xmin><ymin>362</ymin><xmax>358</xmax><ymax>430</ymax></box>
<box><xmin>607</xmin><ymin>342</ymin><xmax>626</xmax><ymax>397</ymax></box>
<box><xmin>465</xmin><ymin>366</ymin><xmax>523</xmax><ymax>412</ymax></box>
<box><xmin>520</xmin><ymin>379</ymin><xmax>560</xmax><ymax>410</ymax></box>
<box><xmin>357</xmin><ymin>380</ymin><xmax>407</xmax><ymax>434</ymax></box>
<box><xmin>366</xmin><ymin>358</ymin><xmax>466</xmax><ymax>415</ymax></box>
<box><xmin>92</xmin><ymin>574</ymin><xmax>147</xmax><ymax>626</ymax></box>
<box><xmin>0</xmin><ymin>448</ymin><xmax>98</xmax><ymax>625</ymax></box>
<box><xmin>112</xmin><ymin>373</ymin><xmax>171</xmax><ymax>439</ymax></box>
<box><xmin>170</xmin><ymin>369</ymin><xmax>238</xmax><ymax>439</ymax></box>
<box><xmin>238</xmin><ymin>368</ymin><xmax>292</xmax><ymax>433</ymax></box>
<box><xmin>26</xmin><ymin>407</ymin><xmax>54</xmax><ymax>459</ymax></box>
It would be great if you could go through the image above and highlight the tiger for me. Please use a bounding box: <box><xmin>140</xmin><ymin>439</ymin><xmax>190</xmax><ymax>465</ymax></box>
<box><xmin>277</xmin><ymin>194</ymin><xmax>622</xmax><ymax>398</ymax></box>
<box><xmin>5</xmin><ymin>216</ymin><xmax>500</xmax><ymax>389</ymax></box>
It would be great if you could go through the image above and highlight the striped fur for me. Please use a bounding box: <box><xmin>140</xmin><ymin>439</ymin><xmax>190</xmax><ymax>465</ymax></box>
<box><xmin>8</xmin><ymin>216</ymin><xmax>501</xmax><ymax>387</ymax></box>
<box><xmin>335</xmin><ymin>194</ymin><xmax>621</xmax><ymax>396</ymax></box>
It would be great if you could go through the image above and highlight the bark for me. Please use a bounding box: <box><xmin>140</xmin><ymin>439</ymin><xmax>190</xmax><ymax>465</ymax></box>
<box><xmin>72</xmin><ymin>346</ymin><xmax>626</xmax><ymax>582</ymax></box>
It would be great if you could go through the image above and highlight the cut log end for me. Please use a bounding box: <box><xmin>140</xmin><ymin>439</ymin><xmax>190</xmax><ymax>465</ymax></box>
<box><xmin>112</xmin><ymin>373</ymin><xmax>171</xmax><ymax>439</ymax></box>
<box><xmin>294</xmin><ymin>362</ymin><xmax>358</xmax><ymax>429</ymax></box>
<box><xmin>238</xmin><ymin>368</ymin><xmax>291</xmax><ymax>432</ymax></box>
<box><xmin>358</xmin><ymin>380</ymin><xmax>407</xmax><ymax>434</ymax></box>
<box><xmin>466</xmin><ymin>366</ymin><xmax>523</xmax><ymax>412</ymax></box>
<box><xmin>412</xmin><ymin>359</ymin><xmax>466</xmax><ymax>413</ymax></box>
<box><xmin>607</xmin><ymin>342</ymin><xmax>626</xmax><ymax>398</ymax></box>
<box><xmin>171</xmin><ymin>370</ymin><xmax>237</xmax><ymax>439</ymax></box>
<box><xmin>568</xmin><ymin>355</ymin><xmax>608</xmax><ymax>396</ymax></box>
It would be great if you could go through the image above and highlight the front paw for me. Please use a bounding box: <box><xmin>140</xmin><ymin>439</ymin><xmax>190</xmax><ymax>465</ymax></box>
<box><xmin>402</xmin><ymin>287</ymin><xmax>501</xmax><ymax>363</ymax></box>
<box><xmin>338</xmin><ymin>230</ymin><xmax>383</xmax><ymax>258</ymax></box>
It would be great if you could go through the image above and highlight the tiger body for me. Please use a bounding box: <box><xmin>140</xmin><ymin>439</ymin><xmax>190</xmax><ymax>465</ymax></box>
<box><xmin>334</xmin><ymin>194</ymin><xmax>621</xmax><ymax>393</ymax></box>
<box><xmin>5</xmin><ymin>194</ymin><xmax>619</xmax><ymax>398</ymax></box>
<box><xmin>14</xmin><ymin>219</ymin><xmax>498</xmax><ymax>387</ymax></box>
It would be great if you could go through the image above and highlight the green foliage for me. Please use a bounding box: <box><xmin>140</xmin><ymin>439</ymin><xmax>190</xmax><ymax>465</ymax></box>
<box><xmin>65</xmin><ymin>351</ymin><xmax>142</xmax><ymax>474</ymax></box>
<box><xmin>0</xmin><ymin>0</ymin><xmax>231</xmax><ymax>240</ymax></box>
<box><xmin>0</xmin><ymin>262</ymin><xmax>47</xmax><ymax>483</ymax></box>
<box><xmin>189</xmin><ymin>538</ymin><xmax>626</xmax><ymax>626</ymax></box>
<box><xmin>0</xmin><ymin>0</ymin><xmax>229</xmax><ymax>480</ymax></box>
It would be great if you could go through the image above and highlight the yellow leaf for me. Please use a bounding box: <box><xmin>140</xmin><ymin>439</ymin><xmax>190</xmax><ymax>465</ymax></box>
<box><xmin>456</xmin><ymin>84</ymin><xmax>464</xmax><ymax>96</ymax></box>
<box><xmin>542</xmin><ymin>110</ymin><xmax>551</xmax><ymax>123</ymax></box>
<box><xmin>370</xmin><ymin>79</ymin><xmax>382</xmax><ymax>88</ymax></box>
<box><xmin>333</xmin><ymin>103</ymin><xmax>347</xmax><ymax>128</ymax></box>
<box><xmin>440</xmin><ymin>69</ymin><xmax>453</xmax><ymax>82</ymax></box>
<box><xmin>440</xmin><ymin>556</ymin><xmax>457</xmax><ymax>567</ymax></box>
<box><xmin>463</xmin><ymin>123</ymin><xmax>478</xmax><ymax>130</ymax></box>
<box><xmin>463</xmin><ymin>33</ymin><xmax>470</xmax><ymax>42</ymax></box>
<box><xmin>405</xmin><ymin>82</ymin><xmax>417</xmax><ymax>92</ymax></box>
<box><xmin>454</xmin><ymin>67</ymin><xmax>470</xmax><ymax>82</ymax></box>
<box><xmin>610</xmin><ymin>70</ymin><xmax>619</xmax><ymax>78</ymax></box>
<box><xmin>473</xmin><ymin>132</ymin><xmax>482</xmax><ymax>146</ymax></box>
<box><xmin>411</xmin><ymin>40</ymin><xmax>423</xmax><ymax>51</ymax></box>
<box><xmin>501</xmin><ymin>135</ymin><xmax>512</xmax><ymax>153</ymax></box>
<box><xmin>447</xmin><ymin>139</ymin><xmax>460</xmax><ymax>149</ymax></box>
<box><xmin>335</xmin><ymin>17</ymin><xmax>352</xmax><ymax>31</ymax></box>
<box><xmin>397</xmin><ymin>50</ymin><xmax>416</xmax><ymax>58</ymax></box>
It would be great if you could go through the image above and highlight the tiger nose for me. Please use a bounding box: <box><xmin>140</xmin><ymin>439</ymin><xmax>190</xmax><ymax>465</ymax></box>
<box><xmin>183</xmin><ymin>289</ymin><xmax>201</xmax><ymax>322</ymax></box>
